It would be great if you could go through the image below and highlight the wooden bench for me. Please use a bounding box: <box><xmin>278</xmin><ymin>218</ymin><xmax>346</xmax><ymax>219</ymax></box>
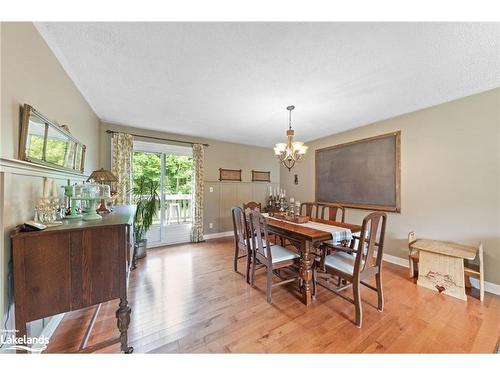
<box><xmin>408</xmin><ymin>232</ymin><xmax>484</xmax><ymax>301</ymax></box>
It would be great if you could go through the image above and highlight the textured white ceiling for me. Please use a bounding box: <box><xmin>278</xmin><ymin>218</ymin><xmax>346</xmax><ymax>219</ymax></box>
<box><xmin>35</xmin><ymin>22</ymin><xmax>500</xmax><ymax>147</ymax></box>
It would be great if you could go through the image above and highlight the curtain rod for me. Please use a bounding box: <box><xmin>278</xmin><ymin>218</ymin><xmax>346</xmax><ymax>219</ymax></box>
<box><xmin>105</xmin><ymin>130</ymin><xmax>209</xmax><ymax>147</ymax></box>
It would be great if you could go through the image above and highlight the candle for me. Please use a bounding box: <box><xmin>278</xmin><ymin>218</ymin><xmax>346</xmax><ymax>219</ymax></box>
<box><xmin>284</xmin><ymin>189</ymin><xmax>286</xmax><ymax>197</ymax></box>
<box><xmin>290</xmin><ymin>197</ymin><xmax>295</xmax><ymax>204</ymax></box>
<box><xmin>43</xmin><ymin>178</ymin><xmax>49</xmax><ymax>198</ymax></box>
<box><xmin>52</xmin><ymin>180</ymin><xmax>58</xmax><ymax>198</ymax></box>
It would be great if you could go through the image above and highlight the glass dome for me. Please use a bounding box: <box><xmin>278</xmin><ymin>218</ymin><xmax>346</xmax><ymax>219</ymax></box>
<box><xmin>72</xmin><ymin>182</ymin><xmax>111</xmax><ymax>199</ymax></box>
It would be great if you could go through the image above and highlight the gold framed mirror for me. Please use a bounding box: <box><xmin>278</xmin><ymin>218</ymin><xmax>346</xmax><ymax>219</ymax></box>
<box><xmin>19</xmin><ymin>104</ymin><xmax>86</xmax><ymax>173</ymax></box>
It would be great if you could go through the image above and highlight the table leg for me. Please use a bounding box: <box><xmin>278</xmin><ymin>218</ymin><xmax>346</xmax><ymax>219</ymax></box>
<box><xmin>300</xmin><ymin>240</ymin><xmax>314</xmax><ymax>306</ymax></box>
<box><xmin>116</xmin><ymin>298</ymin><xmax>133</xmax><ymax>353</ymax></box>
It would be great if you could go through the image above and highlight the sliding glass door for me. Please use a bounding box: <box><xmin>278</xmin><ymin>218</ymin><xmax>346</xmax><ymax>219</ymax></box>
<box><xmin>132</xmin><ymin>140</ymin><xmax>194</xmax><ymax>246</ymax></box>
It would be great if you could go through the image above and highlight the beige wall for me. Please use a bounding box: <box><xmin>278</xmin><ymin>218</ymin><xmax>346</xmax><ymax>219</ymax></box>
<box><xmin>0</xmin><ymin>22</ymin><xmax>100</xmax><ymax>173</ymax></box>
<box><xmin>280</xmin><ymin>88</ymin><xmax>500</xmax><ymax>285</ymax></box>
<box><xmin>100</xmin><ymin>122</ymin><xmax>280</xmax><ymax>183</ymax></box>
<box><xmin>0</xmin><ymin>22</ymin><xmax>100</xmax><ymax>332</ymax></box>
<box><xmin>100</xmin><ymin>122</ymin><xmax>280</xmax><ymax>234</ymax></box>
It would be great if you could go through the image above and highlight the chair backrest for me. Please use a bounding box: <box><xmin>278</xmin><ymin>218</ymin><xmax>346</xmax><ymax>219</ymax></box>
<box><xmin>354</xmin><ymin>211</ymin><xmax>387</xmax><ymax>274</ymax></box>
<box><xmin>231</xmin><ymin>206</ymin><xmax>248</xmax><ymax>249</ymax></box>
<box><xmin>248</xmin><ymin>211</ymin><xmax>272</xmax><ymax>263</ymax></box>
<box><xmin>243</xmin><ymin>201</ymin><xmax>261</xmax><ymax>212</ymax></box>
<box><xmin>300</xmin><ymin>202</ymin><xmax>320</xmax><ymax>218</ymax></box>
<box><xmin>318</xmin><ymin>203</ymin><xmax>345</xmax><ymax>222</ymax></box>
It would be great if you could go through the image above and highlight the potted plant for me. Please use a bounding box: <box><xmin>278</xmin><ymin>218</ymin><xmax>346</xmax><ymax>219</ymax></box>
<box><xmin>133</xmin><ymin>176</ymin><xmax>160</xmax><ymax>259</ymax></box>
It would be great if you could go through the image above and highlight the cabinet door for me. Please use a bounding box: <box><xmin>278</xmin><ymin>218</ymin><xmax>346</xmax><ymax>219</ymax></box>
<box><xmin>70</xmin><ymin>226</ymin><xmax>125</xmax><ymax>310</ymax></box>
<box><xmin>16</xmin><ymin>233</ymin><xmax>71</xmax><ymax>322</ymax></box>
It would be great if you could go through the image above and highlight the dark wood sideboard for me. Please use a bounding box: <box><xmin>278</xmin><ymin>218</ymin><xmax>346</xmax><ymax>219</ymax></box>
<box><xmin>11</xmin><ymin>205</ymin><xmax>136</xmax><ymax>353</ymax></box>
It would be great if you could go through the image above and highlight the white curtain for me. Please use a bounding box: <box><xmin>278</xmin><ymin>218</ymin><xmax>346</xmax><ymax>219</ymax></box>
<box><xmin>191</xmin><ymin>143</ymin><xmax>204</xmax><ymax>242</ymax></box>
<box><xmin>111</xmin><ymin>132</ymin><xmax>133</xmax><ymax>205</ymax></box>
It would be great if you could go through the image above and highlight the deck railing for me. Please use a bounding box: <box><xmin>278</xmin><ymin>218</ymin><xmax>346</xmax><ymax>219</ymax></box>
<box><xmin>164</xmin><ymin>193</ymin><xmax>192</xmax><ymax>224</ymax></box>
<box><xmin>139</xmin><ymin>193</ymin><xmax>193</xmax><ymax>225</ymax></box>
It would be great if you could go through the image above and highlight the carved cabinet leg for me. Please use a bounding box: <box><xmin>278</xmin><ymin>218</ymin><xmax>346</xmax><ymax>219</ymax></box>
<box><xmin>116</xmin><ymin>298</ymin><xmax>133</xmax><ymax>353</ymax></box>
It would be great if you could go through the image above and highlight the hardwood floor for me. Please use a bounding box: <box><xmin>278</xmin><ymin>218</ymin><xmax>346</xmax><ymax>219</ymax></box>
<box><xmin>46</xmin><ymin>238</ymin><xmax>500</xmax><ymax>353</ymax></box>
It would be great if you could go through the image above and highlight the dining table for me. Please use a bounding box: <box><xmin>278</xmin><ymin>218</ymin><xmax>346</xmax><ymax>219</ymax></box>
<box><xmin>263</xmin><ymin>214</ymin><xmax>362</xmax><ymax>306</ymax></box>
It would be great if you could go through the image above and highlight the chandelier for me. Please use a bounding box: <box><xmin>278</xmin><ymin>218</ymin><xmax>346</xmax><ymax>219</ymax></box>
<box><xmin>274</xmin><ymin>105</ymin><xmax>308</xmax><ymax>171</ymax></box>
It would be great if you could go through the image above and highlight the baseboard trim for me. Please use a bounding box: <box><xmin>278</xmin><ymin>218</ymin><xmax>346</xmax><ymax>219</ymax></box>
<box><xmin>383</xmin><ymin>253</ymin><xmax>410</xmax><ymax>268</ymax></box>
<box><xmin>381</xmin><ymin>253</ymin><xmax>500</xmax><ymax>296</ymax></box>
<box><xmin>469</xmin><ymin>279</ymin><xmax>500</xmax><ymax>296</ymax></box>
<box><xmin>204</xmin><ymin>231</ymin><xmax>233</xmax><ymax>240</ymax></box>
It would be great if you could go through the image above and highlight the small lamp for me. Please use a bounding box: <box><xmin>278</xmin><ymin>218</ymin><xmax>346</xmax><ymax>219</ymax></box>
<box><xmin>87</xmin><ymin>168</ymin><xmax>118</xmax><ymax>213</ymax></box>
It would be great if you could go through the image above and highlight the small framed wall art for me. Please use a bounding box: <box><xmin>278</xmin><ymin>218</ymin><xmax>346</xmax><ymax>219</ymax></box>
<box><xmin>251</xmin><ymin>170</ymin><xmax>271</xmax><ymax>182</ymax></box>
<box><xmin>219</xmin><ymin>168</ymin><xmax>242</xmax><ymax>181</ymax></box>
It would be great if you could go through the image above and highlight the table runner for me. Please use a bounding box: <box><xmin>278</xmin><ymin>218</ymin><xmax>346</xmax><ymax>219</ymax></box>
<box><xmin>263</xmin><ymin>213</ymin><xmax>352</xmax><ymax>242</ymax></box>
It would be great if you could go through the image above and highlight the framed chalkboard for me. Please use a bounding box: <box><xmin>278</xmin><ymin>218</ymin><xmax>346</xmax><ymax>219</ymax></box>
<box><xmin>315</xmin><ymin>131</ymin><xmax>401</xmax><ymax>212</ymax></box>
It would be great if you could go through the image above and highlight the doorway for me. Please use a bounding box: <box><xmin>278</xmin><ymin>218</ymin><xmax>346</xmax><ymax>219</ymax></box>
<box><xmin>132</xmin><ymin>140</ymin><xmax>194</xmax><ymax>246</ymax></box>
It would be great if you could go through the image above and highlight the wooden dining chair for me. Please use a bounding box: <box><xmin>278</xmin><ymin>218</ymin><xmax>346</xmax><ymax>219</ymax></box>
<box><xmin>300</xmin><ymin>202</ymin><xmax>320</xmax><ymax>218</ymax></box>
<box><xmin>244</xmin><ymin>200</ymin><xmax>284</xmax><ymax>245</ymax></box>
<box><xmin>313</xmin><ymin>211</ymin><xmax>387</xmax><ymax>327</ymax></box>
<box><xmin>318</xmin><ymin>202</ymin><xmax>345</xmax><ymax>223</ymax></box>
<box><xmin>231</xmin><ymin>206</ymin><xmax>253</xmax><ymax>283</ymax></box>
<box><xmin>248</xmin><ymin>211</ymin><xmax>300</xmax><ymax>303</ymax></box>
<box><xmin>243</xmin><ymin>201</ymin><xmax>261</xmax><ymax>212</ymax></box>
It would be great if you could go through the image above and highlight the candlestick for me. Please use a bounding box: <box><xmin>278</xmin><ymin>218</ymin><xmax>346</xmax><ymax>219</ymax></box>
<box><xmin>51</xmin><ymin>180</ymin><xmax>58</xmax><ymax>198</ymax></box>
<box><xmin>295</xmin><ymin>201</ymin><xmax>301</xmax><ymax>213</ymax></box>
<box><xmin>43</xmin><ymin>178</ymin><xmax>49</xmax><ymax>198</ymax></box>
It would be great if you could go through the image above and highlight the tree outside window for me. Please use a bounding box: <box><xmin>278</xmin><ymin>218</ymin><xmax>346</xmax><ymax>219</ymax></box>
<box><xmin>132</xmin><ymin>151</ymin><xmax>193</xmax><ymax>195</ymax></box>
